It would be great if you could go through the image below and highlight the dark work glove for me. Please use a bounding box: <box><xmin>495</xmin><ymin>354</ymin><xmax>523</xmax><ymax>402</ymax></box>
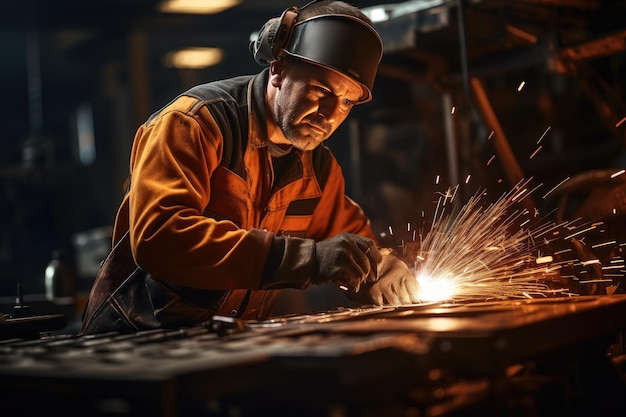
<box><xmin>314</xmin><ymin>233</ymin><xmax>382</xmax><ymax>292</ymax></box>
<box><xmin>348</xmin><ymin>253</ymin><xmax>421</xmax><ymax>305</ymax></box>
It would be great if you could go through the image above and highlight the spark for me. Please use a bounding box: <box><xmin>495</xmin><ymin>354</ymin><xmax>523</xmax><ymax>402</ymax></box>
<box><xmin>592</xmin><ymin>240</ymin><xmax>616</xmax><ymax>249</ymax></box>
<box><xmin>405</xmin><ymin>169</ymin><xmax>626</xmax><ymax>303</ymax></box>
<box><xmin>564</xmin><ymin>225</ymin><xmax>597</xmax><ymax>240</ymax></box>
<box><xmin>616</xmin><ymin>116</ymin><xmax>626</xmax><ymax>128</ymax></box>
<box><xmin>517</xmin><ymin>81</ymin><xmax>526</xmax><ymax>91</ymax></box>
<box><xmin>604</xmin><ymin>265</ymin><xmax>625</xmax><ymax>271</ymax></box>
<box><xmin>579</xmin><ymin>279</ymin><xmax>612</xmax><ymax>284</ymax></box>
<box><xmin>542</xmin><ymin>177</ymin><xmax>570</xmax><ymax>199</ymax></box>
<box><xmin>451</xmin><ymin>106</ymin><xmax>456</xmax><ymax>115</ymax></box>
<box><xmin>511</xmin><ymin>187</ymin><xmax>529</xmax><ymax>202</ymax></box>
<box><xmin>536</xmin><ymin>256</ymin><xmax>553</xmax><ymax>264</ymax></box>
<box><xmin>537</xmin><ymin>126</ymin><xmax>551</xmax><ymax>144</ymax></box>
<box><xmin>529</xmin><ymin>145</ymin><xmax>542</xmax><ymax>159</ymax></box>
<box><xmin>413</xmin><ymin>180</ymin><xmax>565</xmax><ymax>303</ymax></box>
<box><xmin>611</xmin><ymin>169</ymin><xmax>625</xmax><ymax>178</ymax></box>
<box><xmin>487</xmin><ymin>155</ymin><xmax>495</xmax><ymax>166</ymax></box>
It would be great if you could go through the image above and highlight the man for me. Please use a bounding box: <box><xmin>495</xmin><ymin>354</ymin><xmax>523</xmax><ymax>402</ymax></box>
<box><xmin>81</xmin><ymin>1</ymin><xmax>420</xmax><ymax>335</ymax></box>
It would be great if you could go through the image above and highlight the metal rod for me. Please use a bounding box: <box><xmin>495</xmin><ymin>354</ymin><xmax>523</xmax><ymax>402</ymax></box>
<box><xmin>442</xmin><ymin>92</ymin><xmax>459</xmax><ymax>186</ymax></box>
<box><xmin>456</xmin><ymin>0</ymin><xmax>471</xmax><ymax>103</ymax></box>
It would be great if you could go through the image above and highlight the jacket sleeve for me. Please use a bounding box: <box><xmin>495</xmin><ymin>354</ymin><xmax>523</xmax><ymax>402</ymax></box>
<box><xmin>127</xmin><ymin>98</ymin><xmax>277</xmax><ymax>290</ymax></box>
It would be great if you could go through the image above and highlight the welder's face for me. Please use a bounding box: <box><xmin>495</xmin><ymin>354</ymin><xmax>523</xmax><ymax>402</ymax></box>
<box><xmin>271</xmin><ymin>58</ymin><xmax>363</xmax><ymax>151</ymax></box>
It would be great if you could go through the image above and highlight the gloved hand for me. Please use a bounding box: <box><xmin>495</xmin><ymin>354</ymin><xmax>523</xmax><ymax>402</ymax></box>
<box><xmin>348</xmin><ymin>253</ymin><xmax>420</xmax><ymax>305</ymax></box>
<box><xmin>314</xmin><ymin>233</ymin><xmax>382</xmax><ymax>292</ymax></box>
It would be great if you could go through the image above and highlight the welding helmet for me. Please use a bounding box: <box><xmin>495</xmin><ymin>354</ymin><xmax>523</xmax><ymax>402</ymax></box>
<box><xmin>250</xmin><ymin>7</ymin><xmax>383</xmax><ymax>103</ymax></box>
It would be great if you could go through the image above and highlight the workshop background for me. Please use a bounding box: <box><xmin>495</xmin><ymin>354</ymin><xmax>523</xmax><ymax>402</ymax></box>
<box><xmin>0</xmin><ymin>0</ymin><xmax>625</xmax><ymax>320</ymax></box>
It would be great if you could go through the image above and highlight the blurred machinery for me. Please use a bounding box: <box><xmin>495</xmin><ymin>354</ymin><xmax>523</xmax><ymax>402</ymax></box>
<box><xmin>367</xmin><ymin>0</ymin><xmax>626</xmax><ymax>219</ymax></box>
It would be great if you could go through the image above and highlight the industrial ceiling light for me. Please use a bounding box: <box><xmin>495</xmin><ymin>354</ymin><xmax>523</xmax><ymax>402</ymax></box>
<box><xmin>164</xmin><ymin>47</ymin><xmax>224</xmax><ymax>68</ymax></box>
<box><xmin>158</xmin><ymin>0</ymin><xmax>242</xmax><ymax>14</ymax></box>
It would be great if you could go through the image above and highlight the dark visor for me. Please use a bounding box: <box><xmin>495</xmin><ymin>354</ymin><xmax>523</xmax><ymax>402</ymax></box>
<box><xmin>283</xmin><ymin>15</ymin><xmax>383</xmax><ymax>103</ymax></box>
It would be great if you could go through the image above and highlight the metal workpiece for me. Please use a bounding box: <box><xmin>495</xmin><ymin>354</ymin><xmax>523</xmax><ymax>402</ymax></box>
<box><xmin>1</xmin><ymin>295</ymin><xmax>626</xmax><ymax>416</ymax></box>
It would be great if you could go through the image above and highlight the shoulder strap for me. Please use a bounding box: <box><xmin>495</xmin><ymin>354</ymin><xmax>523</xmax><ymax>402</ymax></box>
<box><xmin>81</xmin><ymin>231</ymin><xmax>138</xmax><ymax>325</ymax></box>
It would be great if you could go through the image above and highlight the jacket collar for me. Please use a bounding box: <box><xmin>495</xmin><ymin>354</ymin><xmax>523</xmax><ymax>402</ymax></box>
<box><xmin>248</xmin><ymin>68</ymin><xmax>271</xmax><ymax>149</ymax></box>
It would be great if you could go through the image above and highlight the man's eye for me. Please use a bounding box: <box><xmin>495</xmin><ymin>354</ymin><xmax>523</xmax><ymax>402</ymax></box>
<box><xmin>315</xmin><ymin>86</ymin><xmax>331</xmax><ymax>95</ymax></box>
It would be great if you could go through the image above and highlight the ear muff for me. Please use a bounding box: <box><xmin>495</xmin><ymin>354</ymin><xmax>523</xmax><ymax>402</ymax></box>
<box><xmin>251</xmin><ymin>7</ymin><xmax>299</xmax><ymax>66</ymax></box>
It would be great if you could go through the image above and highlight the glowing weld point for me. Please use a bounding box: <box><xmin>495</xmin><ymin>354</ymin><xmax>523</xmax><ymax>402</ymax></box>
<box><xmin>416</xmin><ymin>274</ymin><xmax>457</xmax><ymax>302</ymax></box>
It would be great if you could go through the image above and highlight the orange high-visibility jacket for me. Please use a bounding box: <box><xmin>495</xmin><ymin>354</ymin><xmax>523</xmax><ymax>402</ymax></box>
<box><xmin>109</xmin><ymin>69</ymin><xmax>375</xmax><ymax>324</ymax></box>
